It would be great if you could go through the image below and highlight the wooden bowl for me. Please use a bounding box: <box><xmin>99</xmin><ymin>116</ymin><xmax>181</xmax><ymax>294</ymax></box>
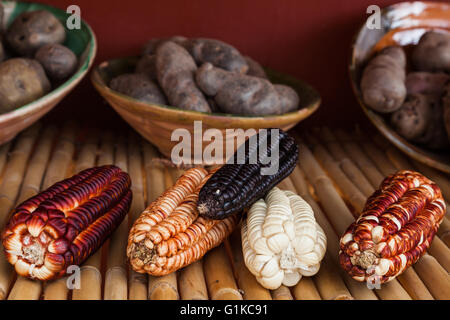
<box><xmin>91</xmin><ymin>56</ymin><xmax>320</xmax><ymax>161</ymax></box>
<box><xmin>0</xmin><ymin>1</ymin><xmax>97</xmax><ymax>144</ymax></box>
<box><xmin>349</xmin><ymin>1</ymin><xmax>450</xmax><ymax>173</ymax></box>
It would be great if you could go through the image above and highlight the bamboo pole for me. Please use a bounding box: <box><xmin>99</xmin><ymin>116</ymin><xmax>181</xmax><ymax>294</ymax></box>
<box><xmin>271</xmin><ymin>286</ymin><xmax>293</xmax><ymax>300</ymax></box>
<box><xmin>41</xmin><ymin>122</ymin><xmax>77</xmax><ymax>189</ymax></box>
<box><xmin>8</xmin><ymin>126</ymin><xmax>57</xmax><ymax>300</ymax></box>
<box><xmin>179</xmin><ymin>261</ymin><xmax>209</xmax><ymax>300</ymax></box>
<box><xmin>428</xmin><ymin>238</ymin><xmax>450</xmax><ymax>272</ymax></box>
<box><xmin>317</xmin><ymin>127</ymin><xmax>374</xmax><ymax>197</ymax></box>
<box><xmin>354</xmin><ymin>130</ymin><xmax>397</xmax><ymax>177</ymax></box>
<box><xmin>16</xmin><ymin>126</ymin><xmax>57</xmax><ymax>203</ymax></box>
<box><xmin>285</xmin><ymin>170</ymin><xmax>378</xmax><ymax>300</ymax></box>
<box><xmin>142</xmin><ymin>141</ymin><xmax>166</xmax><ymax>204</ymax></box>
<box><xmin>302</xmin><ymin>133</ymin><xmax>366</xmax><ymax>212</ymax></box>
<box><xmin>43</xmin><ymin>278</ymin><xmax>69</xmax><ymax>300</ymax></box>
<box><xmin>103</xmin><ymin>132</ymin><xmax>131</xmax><ymax>301</ymax></box>
<box><xmin>204</xmin><ymin>244</ymin><xmax>243</xmax><ymax>300</ymax></box>
<box><xmin>7</xmin><ymin>276</ymin><xmax>41</xmax><ymax>300</ymax></box>
<box><xmin>0</xmin><ymin>124</ymin><xmax>41</xmax><ymax>300</ymax></box>
<box><xmin>297</xmin><ymin>142</ymin><xmax>412</xmax><ymax>300</ymax></box>
<box><xmin>148</xmin><ymin>167</ymin><xmax>179</xmax><ymax>300</ymax></box>
<box><xmin>438</xmin><ymin>217</ymin><xmax>450</xmax><ymax>247</ymax></box>
<box><xmin>42</xmin><ymin>123</ymin><xmax>77</xmax><ymax>300</ymax></box>
<box><xmin>0</xmin><ymin>123</ymin><xmax>41</xmax><ymax>227</ymax></box>
<box><xmin>297</xmin><ymin>142</ymin><xmax>356</xmax><ymax>234</ymax></box>
<box><xmin>0</xmin><ymin>142</ymin><xmax>11</xmax><ymax>176</ymax></box>
<box><xmin>292</xmin><ymin>277</ymin><xmax>321</xmax><ymax>300</ymax></box>
<box><xmin>97</xmin><ymin>131</ymin><xmax>115</xmax><ymax>166</ymax></box>
<box><xmin>373</xmin><ymin>135</ymin><xmax>415</xmax><ymax>170</ymax></box>
<box><xmin>313</xmin><ymin>253</ymin><xmax>353</xmax><ymax>300</ymax></box>
<box><xmin>72</xmin><ymin>130</ymin><xmax>102</xmax><ymax>300</ymax></box>
<box><xmin>229</xmin><ymin>230</ymin><xmax>272</xmax><ymax>300</ymax></box>
<box><xmin>414</xmin><ymin>254</ymin><xmax>450</xmax><ymax>299</ymax></box>
<box><xmin>335</xmin><ymin>130</ymin><xmax>384</xmax><ymax>187</ymax></box>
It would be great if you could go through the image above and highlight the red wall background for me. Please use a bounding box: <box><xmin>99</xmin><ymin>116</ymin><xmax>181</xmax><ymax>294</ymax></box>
<box><xmin>36</xmin><ymin>0</ymin><xmax>443</xmax><ymax>130</ymax></box>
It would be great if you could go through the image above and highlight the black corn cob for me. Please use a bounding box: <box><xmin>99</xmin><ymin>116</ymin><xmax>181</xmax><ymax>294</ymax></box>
<box><xmin>197</xmin><ymin>128</ymin><xmax>298</xmax><ymax>220</ymax></box>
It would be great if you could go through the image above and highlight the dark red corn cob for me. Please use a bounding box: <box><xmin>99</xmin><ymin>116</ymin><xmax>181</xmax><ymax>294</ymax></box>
<box><xmin>2</xmin><ymin>165</ymin><xmax>132</xmax><ymax>281</ymax></box>
<box><xmin>339</xmin><ymin>170</ymin><xmax>446</xmax><ymax>284</ymax></box>
<box><xmin>197</xmin><ymin>128</ymin><xmax>298</xmax><ymax>220</ymax></box>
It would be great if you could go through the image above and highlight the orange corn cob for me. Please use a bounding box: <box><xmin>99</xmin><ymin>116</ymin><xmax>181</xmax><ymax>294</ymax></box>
<box><xmin>127</xmin><ymin>167</ymin><xmax>238</xmax><ymax>276</ymax></box>
<box><xmin>2</xmin><ymin>165</ymin><xmax>132</xmax><ymax>281</ymax></box>
<box><xmin>339</xmin><ymin>170</ymin><xmax>446</xmax><ymax>284</ymax></box>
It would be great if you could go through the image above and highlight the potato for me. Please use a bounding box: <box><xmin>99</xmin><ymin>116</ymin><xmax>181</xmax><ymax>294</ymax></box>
<box><xmin>185</xmin><ymin>38</ymin><xmax>248</xmax><ymax>73</ymax></box>
<box><xmin>360</xmin><ymin>46</ymin><xmax>406</xmax><ymax>113</ymax></box>
<box><xmin>0</xmin><ymin>58</ymin><xmax>51</xmax><ymax>113</ymax></box>
<box><xmin>391</xmin><ymin>94</ymin><xmax>432</xmax><ymax>141</ymax></box>
<box><xmin>412</xmin><ymin>31</ymin><xmax>450</xmax><ymax>73</ymax></box>
<box><xmin>109</xmin><ymin>73</ymin><xmax>167</xmax><ymax>105</ymax></box>
<box><xmin>245</xmin><ymin>56</ymin><xmax>268</xmax><ymax>79</ymax></box>
<box><xmin>196</xmin><ymin>62</ymin><xmax>299</xmax><ymax>116</ymax></box>
<box><xmin>414</xmin><ymin>96</ymin><xmax>449</xmax><ymax>150</ymax></box>
<box><xmin>35</xmin><ymin>44</ymin><xmax>77</xmax><ymax>81</ymax></box>
<box><xmin>274</xmin><ymin>84</ymin><xmax>300</xmax><ymax>114</ymax></box>
<box><xmin>142</xmin><ymin>36</ymin><xmax>188</xmax><ymax>55</ymax></box>
<box><xmin>406</xmin><ymin>72</ymin><xmax>449</xmax><ymax>96</ymax></box>
<box><xmin>135</xmin><ymin>54</ymin><xmax>157</xmax><ymax>81</ymax></box>
<box><xmin>156</xmin><ymin>41</ymin><xmax>210</xmax><ymax>112</ymax></box>
<box><xmin>6</xmin><ymin>10</ymin><xmax>66</xmax><ymax>57</ymax></box>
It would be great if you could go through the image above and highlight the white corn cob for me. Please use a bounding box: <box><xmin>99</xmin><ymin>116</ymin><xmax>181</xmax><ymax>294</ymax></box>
<box><xmin>241</xmin><ymin>187</ymin><xmax>326</xmax><ymax>290</ymax></box>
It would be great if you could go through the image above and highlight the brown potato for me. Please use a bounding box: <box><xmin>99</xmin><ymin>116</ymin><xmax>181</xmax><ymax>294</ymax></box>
<box><xmin>412</xmin><ymin>31</ymin><xmax>450</xmax><ymax>73</ymax></box>
<box><xmin>274</xmin><ymin>84</ymin><xmax>300</xmax><ymax>114</ymax></box>
<box><xmin>156</xmin><ymin>41</ymin><xmax>210</xmax><ymax>112</ymax></box>
<box><xmin>0</xmin><ymin>58</ymin><xmax>51</xmax><ymax>113</ymax></box>
<box><xmin>135</xmin><ymin>54</ymin><xmax>157</xmax><ymax>81</ymax></box>
<box><xmin>245</xmin><ymin>56</ymin><xmax>268</xmax><ymax>79</ymax></box>
<box><xmin>361</xmin><ymin>46</ymin><xmax>406</xmax><ymax>113</ymax></box>
<box><xmin>141</xmin><ymin>36</ymin><xmax>188</xmax><ymax>55</ymax></box>
<box><xmin>196</xmin><ymin>62</ymin><xmax>298</xmax><ymax>116</ymax></box>
<box><xmin>391</xmin><ymin>94</ymin><xmax>432</xmax><ymax>141</ymax></box>
<box><xmin>35</xmin><ymin>44</ymin><xmax>77</xmax><ymax>81</ymax></box>
<box><xmin>6</xmin><ymin>10</ymin><xmax>66</xmax><ymax>57</ymax></box>
<box><xmin>406</xmin><ymin>72</ymin><xmax>449</xmax><ymax>96</ymax></box>
<box><xmin>185</xmin><ymin>38</ymin><xmax>248</xmax><ymax>73</ymax></box>
<box><xmin>109</xmin><ymin>73</ymin><xmax>167</xmax><ymax>105</ymax></box>
<box><xmin>414</xmin><ymin>96</ymin><xmax>449</xmax><ymax>150</ymax></box>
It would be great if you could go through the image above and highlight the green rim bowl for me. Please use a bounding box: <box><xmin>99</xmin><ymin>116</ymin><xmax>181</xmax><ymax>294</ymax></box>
<box><xmin>0</xmin><ymin>1</ymin><xmax>97</xmax><ymax>144</ymax></box>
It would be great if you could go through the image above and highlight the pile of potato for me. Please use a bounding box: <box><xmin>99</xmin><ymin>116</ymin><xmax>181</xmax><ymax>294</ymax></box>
<box><xmin>109</xmin><ymin>36</ymin><xmax>300</xmax><ymax>116</ymax></box>
<box><xmin>0</xmin><ymin>5</ymin><xmax>78</xmax><ymax>114</ymax></box>
<box><xmin>361</xmin><ymin>31</ymin><xmax>450</xmax><ymax>151</ymax></box>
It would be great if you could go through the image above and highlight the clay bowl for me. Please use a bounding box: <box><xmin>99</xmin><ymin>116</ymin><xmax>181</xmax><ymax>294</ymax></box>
<box><xmin>349</xmin><ymin>1</ymin><xmax>450</xmax><ymax>173</ymax></box>
<box><xmin>0</xmin><ymin>1</ymin><xmax>97</xmax><ymax>144</ymax></box>
<box><xmin>91</xmin><ymin>56</ymin><xmax>320</xmax><ymax>162</ymax></box>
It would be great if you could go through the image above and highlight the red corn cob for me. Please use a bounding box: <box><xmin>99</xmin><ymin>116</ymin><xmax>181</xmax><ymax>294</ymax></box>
<box><xmin>339</xmin><ymin>170</ymin><xmax>446</xmax><ymax>284</ymax></box>
<box><xmin>2</xmin><ymin>165</ymin><xmax>132</xmax><ymax>281</ymax></box>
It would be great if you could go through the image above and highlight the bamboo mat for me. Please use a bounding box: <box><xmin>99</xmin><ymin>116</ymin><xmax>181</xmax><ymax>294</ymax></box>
<box><xmin>0</xmin><ymin>122</ymin><xmax>449</xmax><ymax>300</ymax></box>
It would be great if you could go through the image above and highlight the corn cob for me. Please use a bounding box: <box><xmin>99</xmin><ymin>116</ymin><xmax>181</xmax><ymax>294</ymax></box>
<box><xmin>339</xmin><ymin>170</ymin><xmax>446</xmax><ymax>284</ymax></box>
<box><xmin>198</xmin><ymin>128</ymin><xmax>298</xmax><ymax>220</ymax></box>
<box><xmin>2</xmin><ymin>165</ymin><xmax>132</xmax><ymax>281</ymax></box>
<box><xmin>127</xmin><ymin>167</ymin><xmax>238</xmax><ymax>276</ymax></box>
<box><xmin>241</xmin><ymin>187</ymin><xmax>326</xmax><ymax>290</ymax></box>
